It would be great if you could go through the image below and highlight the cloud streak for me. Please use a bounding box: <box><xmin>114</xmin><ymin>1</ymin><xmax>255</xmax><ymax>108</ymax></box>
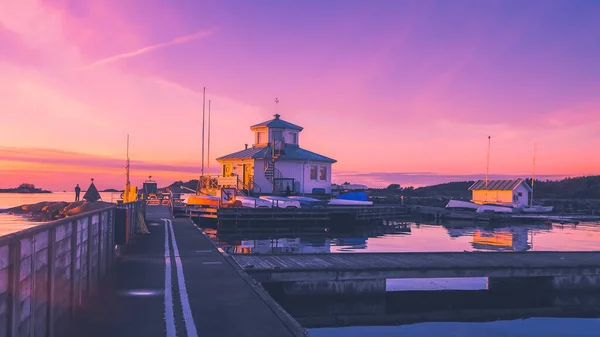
<box><xmin>79</xmin><ymin>28</ymin><xmax>214</xmax><ymax>70</ymax></box>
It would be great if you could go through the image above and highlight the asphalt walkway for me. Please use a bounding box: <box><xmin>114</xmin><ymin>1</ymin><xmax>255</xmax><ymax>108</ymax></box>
<box><xmin>62</xmin><ymin>218</ymin><xmax>306</xmax><ymax>337</ymax></box>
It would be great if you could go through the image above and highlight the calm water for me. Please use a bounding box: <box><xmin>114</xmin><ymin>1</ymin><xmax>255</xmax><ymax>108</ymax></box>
<box><xmin>203</xmin><ymin>219</ymin><xmax>600</xmax><ymax>336</ymax></box>
<box><xmin>0</xmin><ymin>192</ymin><xmax>119</xmax><ymax>235</ymax></box>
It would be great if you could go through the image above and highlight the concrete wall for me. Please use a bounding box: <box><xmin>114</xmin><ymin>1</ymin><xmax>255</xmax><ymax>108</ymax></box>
<box><xmin>0</xmin><ymin>202</ymin><xmax>139</xmax><ymax>337</ymax></box>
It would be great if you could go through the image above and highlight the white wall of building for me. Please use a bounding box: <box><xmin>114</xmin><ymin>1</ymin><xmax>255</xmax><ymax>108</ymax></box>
<box><xmin>302</xmin><ymin>161</ymin><xmax>332</xmax><ymax>194</ymax></box>
<box><xmin>252</xmin><ymin>159</ymin><xmax>271</xmax><ymax>193</ymax></box>
<box><xmin>513</xmin><ymin>184</ymin><xmax>530</xmax><ymax>207</ymax></box>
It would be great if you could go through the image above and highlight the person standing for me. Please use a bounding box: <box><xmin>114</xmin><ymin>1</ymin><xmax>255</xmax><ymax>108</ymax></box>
<box><xmin>75</xmin><ymin>184</ymin><xmax>81</xmax><ymax>201</ymax></box>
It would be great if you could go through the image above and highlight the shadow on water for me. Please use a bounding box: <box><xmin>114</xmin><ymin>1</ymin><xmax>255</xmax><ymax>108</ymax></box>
<box><xmin>270</xmin><ymin>289</ymin><xmax>600</xmax><ymax>329</ymax></box>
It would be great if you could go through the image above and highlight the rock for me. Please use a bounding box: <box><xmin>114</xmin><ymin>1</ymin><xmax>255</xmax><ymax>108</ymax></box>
<box><xmin>4</xmin><ymin>201</ymin><xmax>114</xmax><ymax>221</ymax></box>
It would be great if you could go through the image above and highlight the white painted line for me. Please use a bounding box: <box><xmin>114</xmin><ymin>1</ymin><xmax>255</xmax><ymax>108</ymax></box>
<box><xmin>167</xmin><ymin>219</ymin><xmax>199</xmax><ymax>337</ymax></box>
<box><xmin>201</xmin><ymin>261</ymin><xmax>223</xmax><ymax>265</ymax></box>
<box><xmin>195</xmin><ymin>250</ymin><xmax>213</xmax><ymax>253</ymax></box>
<box><xmin>163</xmin><ymin>219</ymin><xmax>176</xmax><ymax>337</ymax></box>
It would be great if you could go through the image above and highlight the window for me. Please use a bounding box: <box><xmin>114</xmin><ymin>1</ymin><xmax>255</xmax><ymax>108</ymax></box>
<box><xmin>310</xmin><ymin>166</ymin><xmax>318</xmax><ymax>180</ymax></box>
<box><xmin>518</xmin><ymin>192</ymin><xmax>523</xmax><ymax>197</ymax></box>
<box><xmin>290</xmin><ymin>133</ymin><xmax>297</xmax><ymax>144</ymax></box>
<box><xmin>272</xmin><ymin>131</ymin><xmax>282</xmax><ymax>142</ymax></box>
<box><xmin>319</xmin><ymin>166</ymin><xmax>327</xmax><ymax>181</ymax></box>
<box><xmin>257</xmin><ymin>132</ymin><xmax>266</xmax><ymax>144</ymax></box>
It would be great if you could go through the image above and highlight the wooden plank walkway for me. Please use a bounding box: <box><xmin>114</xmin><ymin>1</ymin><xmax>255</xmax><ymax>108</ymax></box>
<box><xmin>231</xmin><ymin>251</ymin><xmax>600</xmax><ymax>282</ymax></box>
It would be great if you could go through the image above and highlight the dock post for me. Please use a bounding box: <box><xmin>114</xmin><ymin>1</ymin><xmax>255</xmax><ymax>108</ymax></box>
<box><xmin>7</xmin><ymin>240</ymin><xmax>22</xmax><ymax>337</ymax></box>
<box><xmin>69</xmin><ymin>220</ymin><xmax>78</xmax><ymax>317</ymax></box>
<box><xmin>47</xmin><ymin>228</ymin><xmax>57</xmax><ymax>337</ymax></box>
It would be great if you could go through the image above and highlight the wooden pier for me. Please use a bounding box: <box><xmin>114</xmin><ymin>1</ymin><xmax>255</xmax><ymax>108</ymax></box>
<box><xmin>231</xmin><ymin>251</ymin><xmax>600</xmax><ymax>295</ymax></box>
<box><xmin>188</xmin><ymin>205</ymin><xmax>410</xmax><ymax>223</ymax></box>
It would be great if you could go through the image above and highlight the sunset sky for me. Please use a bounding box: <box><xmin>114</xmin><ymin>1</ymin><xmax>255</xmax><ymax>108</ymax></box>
<box><xmin>1</xmin><ymin>0</ymin><xmax>599</xmax><ymax>190</ymax></box>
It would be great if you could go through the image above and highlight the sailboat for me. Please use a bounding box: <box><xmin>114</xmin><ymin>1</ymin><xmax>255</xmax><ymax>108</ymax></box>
<box><xmin>520</xmin><ymin>143</ymin><xmax>553</xmax><ymax>213</ymax></box>
<box><xmin>186</xmin><ymin>89</ymin><xmax>222</xmax><ymax>209</ymax></box>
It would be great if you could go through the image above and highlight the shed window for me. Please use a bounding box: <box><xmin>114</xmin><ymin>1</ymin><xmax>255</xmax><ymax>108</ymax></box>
<box><xmin>319</xmin><ymin>166</ymin><xmax>327</xmax><ymax>181</ymax></box>
<box><xmin>310</xmin><ymin>166</ymin><xmax>318</xmax><ymax>180</ymax></box>
<box><xmin>518</xmin><ymin>192</ymin><xmax>523</xmax><ymax>197</ymax></box>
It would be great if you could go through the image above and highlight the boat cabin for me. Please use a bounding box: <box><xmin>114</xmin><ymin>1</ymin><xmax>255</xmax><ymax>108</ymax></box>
<box><xmin>216</xmin><ymin>114</ymin><xmax>336</xmax><ymax>194</ymax></box>
<box><xmin>469</xmin><ymin>178</ymin><xmax>532</xmax><ymax>207</ymax></box>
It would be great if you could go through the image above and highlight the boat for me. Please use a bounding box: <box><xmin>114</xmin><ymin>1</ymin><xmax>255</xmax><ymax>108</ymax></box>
<box><xmin>187</xmin><ymin>194</ymin><xmax>220</xmax><ymax>207</ymax></box>
<box><xmin>236</xmin><ymin>195</ymin><xmax>273</xmax><ymax>208</ymax></box>
<box><xmin>259</xmin><ymin>196</ymin><xmax>301</xmax><ymax>208</ymax></box>
<box><xmin>475</xmin><ymin>204</ymin><xmax>513</xmax><ymax>213</ymax></box>
<box><xmin>445</xmin><ymin>200</ymin><xmax>480</xmax><ymax>210</ymax></box>
<box><xmin>521</xmin><ymin>205</ymin><xmax>554</xmax><ymax>213</ymax></box>
<box><xmin>287</xmin><ymin>196</ymin><xmax>328</xmax><ymax>209</ymax></box>
<box><xmin>328</xmin><ymin>191</ymin><xmax>373</xmax><ymax>206</ymax></box>
<box><xmin>328</xmin><ymin>199</ymin><xmax>373</xmax><ymax>206</ymax></box>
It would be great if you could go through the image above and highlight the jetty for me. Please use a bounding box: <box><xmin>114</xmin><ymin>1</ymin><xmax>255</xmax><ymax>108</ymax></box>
<box><xmin>231</xmin><ymin>251</ymin><xmax>600</xmax><ymax>295</ymax></box>
<box><xmin>2</xmin><ymin>200</ymin><xmax>600</xmax><ymax>336</ymax></box>
<box><xmin>0</xmin><ymin>201</ymin><xmax>306</xmax><ymax>337</ymax></box>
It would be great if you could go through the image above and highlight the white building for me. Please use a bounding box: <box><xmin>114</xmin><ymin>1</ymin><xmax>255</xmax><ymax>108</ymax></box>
<box><xmin>216</xmin><ymin>114</ymin><xmax>336</xmax><ymax>194</ymax></box>
<box><xmin>469</xmin><ymin>178</ymin><xmax>532</xmax><ymax>207</ymax></box>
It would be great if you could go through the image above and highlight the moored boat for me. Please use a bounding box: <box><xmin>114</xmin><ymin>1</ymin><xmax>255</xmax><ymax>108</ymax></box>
<box><xmin>259</xmin><ymin>195</ymin><xmax>301</xmax><ymax>208</ymax></box>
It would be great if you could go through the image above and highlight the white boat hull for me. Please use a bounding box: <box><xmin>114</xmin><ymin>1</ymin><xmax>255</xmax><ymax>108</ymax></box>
<box><xmin>328</xmin><ymin>199</ymin><xmax>373</xmax><ymax>206</ymax></box>
<box><xmin>237</xmin><ymin>196</ymin><xmax>273</xmax><ymax>208</ymax></box>
<box><xmin>476</xmin><ymin>205</ymin><xmax>514</xmax><ymax>213</ymax></box>
<box><xmin>521</xmin><ymin>205</ymin><xmax>554</xmax><ymax>213</ymax></box>
<box><xmin>446</xmin><ymin>200</ymin><xmax>480</xmax><ymax>210</ymax></box>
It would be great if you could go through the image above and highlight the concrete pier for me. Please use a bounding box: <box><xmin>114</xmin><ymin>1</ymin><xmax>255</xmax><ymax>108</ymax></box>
<box><xmin>233</xmin><ymin>251</ymin><xmax>600</xmax><ymax>295</ymax></box>
<box><xmin>62</xmin><ymin>218</ymin><xmax>306</xmax><ymax>337</ymax></box>
<box><xmin>279</xmin><ymin>279</ymin><xmax>386</xmax><ymax>296</ymax></box>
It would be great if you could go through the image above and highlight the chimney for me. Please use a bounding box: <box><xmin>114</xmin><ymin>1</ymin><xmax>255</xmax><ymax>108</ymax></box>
<box><xmin>245</xmin><ymin>144</ymin><xmax>248</xmax><ymax>150</ymax></box>
<box><xmin>274</xmin><ymin>114</ymin><xmax>280</xmax><ymax>119</ymax></box>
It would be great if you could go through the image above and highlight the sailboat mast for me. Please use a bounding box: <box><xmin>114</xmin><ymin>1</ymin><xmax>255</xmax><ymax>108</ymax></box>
<box><xmin>125</xmin><ymin>134</ymin><xmax>130</xmax><ymax>202</ymax></box>
<box><xmin>207</xmin><ymin>100</ymin><xmax>211</xmax><ymax>178</ymax></box>
<box><xmin>486</xmin><ymin>136</ymin><xmax>491</xmax><ymax>190</ymax></box>
<box><xmin>201</xmin><ymin>87</ymin><xmax>206</xmax><ymax>177</ymax></box>
<box><xmin>531</xmin><ymin>142</ymin><xmax>537</xmax><ymax>206</ymax></box>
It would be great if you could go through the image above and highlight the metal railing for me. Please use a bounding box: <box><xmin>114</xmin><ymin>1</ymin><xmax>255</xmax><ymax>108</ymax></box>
<box><xmin>0</xmin><ymin>201</ymin><xmax>140</xmax><ymax>337</ymax></box>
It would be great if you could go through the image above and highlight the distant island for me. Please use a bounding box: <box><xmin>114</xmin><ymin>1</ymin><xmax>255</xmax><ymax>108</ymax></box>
<box><xmin>100</xmin><ymin>189</ymin><xmax>123</xmax><ymax>193</ymax></box>
<box><xmin>0</xmin><ymin>183</ymin><xmax>51</xmax><ymax>194</ymax></box>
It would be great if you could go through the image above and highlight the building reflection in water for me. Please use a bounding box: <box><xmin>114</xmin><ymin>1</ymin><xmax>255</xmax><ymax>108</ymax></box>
<box><xmin>204</xmin><ymin>219</ymin><xmax>555</xmax><ymax>255</ymax></box>
<box><xmin>444</xmin><ymin>223</ymin><xmax>552</xmax><ymax>252</ymax></box>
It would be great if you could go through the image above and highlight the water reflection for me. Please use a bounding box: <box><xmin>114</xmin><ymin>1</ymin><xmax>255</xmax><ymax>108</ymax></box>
<box><xmin>201</xmin><ymin>219</ymin><xmax>600</xmax><ymax>254</ymax></box>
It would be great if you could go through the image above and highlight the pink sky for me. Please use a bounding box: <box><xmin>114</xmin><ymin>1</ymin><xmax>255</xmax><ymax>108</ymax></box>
<box><xmin>1</xmin><ymin>0</ymin><xmax>599</xmax><ymax>191</ymax></box>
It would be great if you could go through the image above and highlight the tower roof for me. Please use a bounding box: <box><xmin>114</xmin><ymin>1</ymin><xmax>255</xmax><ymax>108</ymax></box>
<box><xmin>250</xmin><ymin>114</ymin><xmax>303</xmax><ymax>131</ymax></box>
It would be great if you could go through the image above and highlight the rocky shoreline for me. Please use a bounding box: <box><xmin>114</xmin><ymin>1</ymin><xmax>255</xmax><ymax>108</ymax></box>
<box><xmin>0</xmin><ymin>201</ymin><xmax>114</xmax><ymax>222</ymax></box>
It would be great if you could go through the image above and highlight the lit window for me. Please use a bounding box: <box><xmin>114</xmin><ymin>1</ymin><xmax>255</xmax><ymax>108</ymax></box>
<box><xmin>310</xmin><ymin>166</ymin><xmax>318</xmax><ymax>180</ymax></box>
<box><xmin>319</xmin><ymin>166</ymin><xmax>327</xmax><ymax>181</ymax></box>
